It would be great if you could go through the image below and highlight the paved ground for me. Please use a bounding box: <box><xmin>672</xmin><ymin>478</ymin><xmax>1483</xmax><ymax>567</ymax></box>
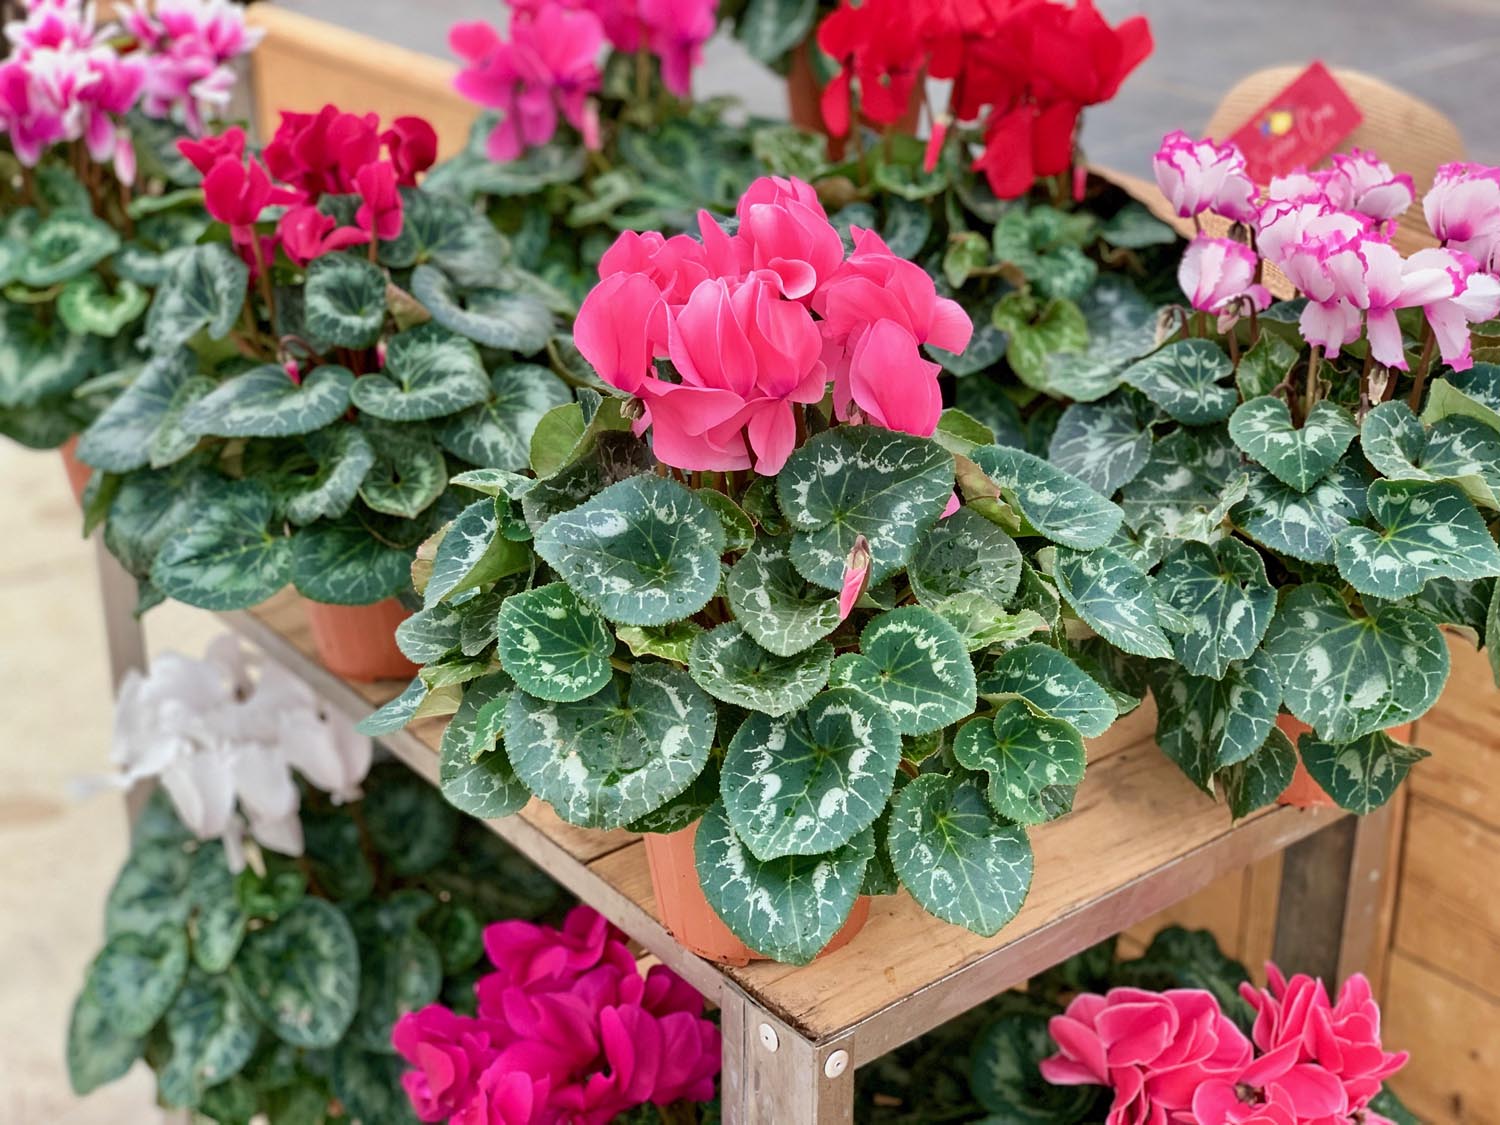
<box><xmin>280</xmin><ymin>0</ymin><xmax>1500</xmax><ymax>169</ymax></box>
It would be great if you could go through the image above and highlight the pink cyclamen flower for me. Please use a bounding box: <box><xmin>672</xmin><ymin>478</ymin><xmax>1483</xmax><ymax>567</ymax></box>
<box><xmin>1404</xmin><ymin>246</ymin><xmax>1500</xmax><ymax>371</ymax></box>
<box><xmin>391</xmin><ymin>1005</ymin><xmax>506</xmax><ymax>1122</ymax></box>
<box><xmin>1324</xmin><ymin>149</ymin><xmax>1415</xmax><ymax>224</ymax></box>
<box><xmin>124</xmin><ymin>0</ymin><xmax>264</xmax><ymax>134</ymax></box>
<box><xmin>277</xmin><ymin>205</ymin><xmax>368</xmax><ymax>267</ymax></box>
<box><xmin>639</xmin><ymin>0</ymin><xmax>716</xmax><ymax>98</ymax></box>
<box><xmin>738</xmin><ymin>187</ymin><xmax>846</xmax><ymax>301</ymax></box>
<box><xmin>1152</xmin><ymin>130</ymin><xmax>1260</xmax><ymax>225</ymax></box>
<box><xmin>1424</xmin><ymin>161</ymin><xmax>1500</xmax><ymax>273</ymax></box>
<box><xmin>839</xmin><ymin>536</ymin><xmax>872</xmax><ymax>621</ymax></box>
<box><xmin>354</xmin><ymin>159</ymin><xmax>404</xmax><ymax>241</ymax></box>
<box><xmin>1177</xmin><ymin>236</ymin><xmax>1271</xmax><ymax>325</ymax></box>
<box><xmin>574</xmin><ymin>272</ymin><xmax>671</xmax><ymax>394</ymax></box>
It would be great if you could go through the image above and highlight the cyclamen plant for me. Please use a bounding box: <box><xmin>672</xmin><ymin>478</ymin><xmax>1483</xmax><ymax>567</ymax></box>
<box><xmin>368</xmin><ymin>174</ymin><xmax>1153</xmax><ymax>963</ymax></box>
<box><xmin>998</xmin><ymin>133</ymin><xmax>1500</xmax><ymax>815</ymax></box>
<box><xmin>79</xmin><ymin>105</ymin><xmax>573</xmax><ymax>614</ymax></box>
<box><xmin>0</xmin><ymin>0</ymin><xmax>259</xmax><ymax>453</ymax></box>
<box><xmin>393</xmin><ymin>906</ymin><xmax>719</xmax><ymax>1124</ymax></box>
<box><xmin>69</xmin><ymin>765</ymin><xmax>565</xmax><ymax>1123</ymax></box>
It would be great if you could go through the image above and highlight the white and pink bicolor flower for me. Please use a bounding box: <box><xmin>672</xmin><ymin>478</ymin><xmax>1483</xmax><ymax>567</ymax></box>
<box><xmin>1177</xmin><ymin>235</ymin><xmax>1271</xmax><ymax>327</ymax></box>
<box><xmin>1424</xmin><ymin>162</ymin><xmax>1500</xmax><ymax>273</ymax></box>
<box><xmin>1152</xmin><ymin>130</ymin><xmax>1260</xmax><ymax>225</ymax></box>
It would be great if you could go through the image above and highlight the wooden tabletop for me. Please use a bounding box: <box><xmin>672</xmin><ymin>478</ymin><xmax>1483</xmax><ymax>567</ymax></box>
<box><xmin>229</xmin><ymin>590</ymin><xmax>1341</xmax><ymax>1061</ymax></box>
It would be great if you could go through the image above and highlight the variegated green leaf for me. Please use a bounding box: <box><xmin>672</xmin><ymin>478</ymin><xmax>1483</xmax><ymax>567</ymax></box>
<box><xmin>67</xmin><ymin>987</ymin><xmax>144</xmax><ymax>1096</ymax></box>
<box><xmin>381</xmin><ymin>187</ymin><xmax>509</xmax><ymax>287</ymax></box>
<box><xmin>1150</xmin><ymin>650</ymin><xmax>1281</xmax><ymax>791</ymax></box>
<box><xmin>887</xmin><ymin>772</ymin><xmax>1034</xmax><ymax>936</ymax></box>
<box><xmin>1233</xmin><ymin>460</ymin><xmax>1367</xmax><ymax>564</ymax></box>
<box><xmin>230</xmin><ymin>899</ymin><xmax>358</xmax><ymax>1050</ymax></box>
<box><xmin>1236</xmin><ymin>333</ymin><xmax>1299</xmax><ymax>400</ymax></box>
<box><xmin>534</xmin><ymin>474</ymin><xmax>725</xmax><ymax>626</ymax></box>
<box><xmin>147</xmin><ymin>375</ymin><xmax>215</xmax><ymax>468</ymax></box>
<box><xmin>828</xmin><ymin>607</ymin><xmax>976</xmax><ymax>735</ymax></box>
<box><xmin>908</xmin><ymin>507</ymin><xmax>1022</xmax><ymax>608</ymax></box>
<box><xmin>496</xmin><ymin>582</ymin><xmax>614</xmax><ymax>702</ymax></box>
<box><xmin>725</xmin><ymin>537</ymin><xmax>842</xmax><ymax>657</ymax></box>
<box><xmin>778</xmin><ymin>426</ymin><xmax>953</xmax><ymax>588</ymax></box>
<box><xmin>1047</xmin><ymin>395</ymin><xmax>1154</xmax><ymax>495</ymax></box>
<box><xmin>1362</xmin><ymin>399</ymin><xmax>1500</xmax><ymax>510</ymax></box>
<box><xmin>1333</xmin><ymin>479</ymin><xmax>1500</xmax><ymax>599</ymax></box>
<box><xmin>363</xmin><ymin>767</ymin><xmax>459</xmax><ymax>875</ymax></box>
<box><xmin>1123</xmin><ymin>425</ymin><xmax>1247</xmax><ymax>540</ymax></box>
<box><xmin>1262</xmin><ymin>583</ymin><xmax>1450</xmax><ymax>742</ymax></box>
<box><xmin>285</xmin><ymin>424</ymin><xmax>376</xmax><ymax>525</ymax></box>
<box><xmin>346</xmin><ymin>904</ymin><xmax>443</xmax><ymax>1052</ymax></box>
<box><xmin>1100</xmin><ymin>202</ymin><xmax>1178</xmax><ymax>249</ymax></box>
<box><xmin>84</xmin><ymin>922</ymin><xmax>188</xmax><ymax>1037</ymax></box>
<box><xmin>400</xmin><ymin>601</ymin><xmax>474</xmax><ymax>666</ymax></box>
<box><xmin>978</xmin><ymin>643</ymin><xmax>1115</xmax><ymax>738</ymax></box>
<box><xmin>1420</xmin><ymin>364</ymin><xmax>1500</xmax><ymax>432</ymax></box>
<box><xmin>19</xmin><ymin>209</ymin><xmax>119</xmax><ymax>285</ymax></box>
<box><xmin>411</xmin><ymin>264</ymin><xmax>553</xmax><ymax>353</ymax></box>
<box><xmin>953</xmin><ymin>701</ymin><xmax>1085</xmax><ymax>825</ymax></box>
<box><xmin>504</xmin><ymin>664</ymin><xmax>714</xmax><ymax>828</ymax></box>
<box><xmin>969</xmin><ymin>444</ymin><xmax>1123</xmax><ymax>549</ymax></box>
<box><xmin>438</xmin><ymin>363</ymin><xmax>571</xmax><ymax>470</ymax></box>
<box><xmin>290</xmin><ymin>518</ymin><xmax>411</xmax><ymax>605</ymax></box>
<box><xmin>699</xmin><ymin>489</ymin><xmax>756</xmax><ymax>553</ymax></box>
<box><xmin>1155</xmin><ymin>539</ymin><xmax>1277</xmax><ymax>679</ymax></box>
<box><xmin>1053</xmin><ymin>545</ymin><xmax>1173</xmax><ymax>659</ymax></box>
<box><xmin>931</xmin><ymin>596</ymin><xmax>1049</xmax><ymax>651</ymax></box>
<box><xmin>1220</xmin><ymin>726</ymin><xmax>1297</xmax><ymax>819</ymax></box>
<box><xmin>304</xmin><ymin>252</ymin><xmax>387</xmax><ymax>348</ymax></box>
<box><xmin>688</xmin><ymin>623</ymin><xmax>831</xmax><ymax>716</ymax></box>
<box><xmin>722</xmin><ymin>687</ymin><xmax>901</xmax><ymax>859</ymax></box>
<box><xmin>329</xmin><ymin>1044</ymin><xmax>422</xmax><ymax>1125</ymax></box>
<box><xmin>1298</xmin><ymin>729</ymin><xmax>1430</xmax><ymax>814</ymax></box>
<box><xmin>1123</xmin><ymin>338</ymin><xmax>1235</xmax><ymax>425</ymax></box>
<box><xmin>349</xmin><ymin>324</ymin><xmax>490</xmax><ymax>421</ymax></box>
<box><xmin>735</xmin><ymin>0</ymin><xmax>819</xmax><ymax>64</ymax></box>
<box><xmin>0</xmin><ymin>303</ymin><xmax>96</xmax><ymax>408</ymax></box>
<box><xmin>145</xmin><ymin>242</ymin><xmax>247</xmax><ymax>354</ymax></box>
<box><xmin>357</xmin><ymin>677</ymin><xmax>429</xmax><ymax>735</ymax></box>
<box><xmin>617</xmin><ymin>621</ymin><xmax>701</xmax><ymax>666</ymax></box>
<box><xmin>1229</xmin><ymin>396</ymin><xmax>1357</xmax><ymax>492</ymax></box>
<box><xmin>425</xmin><ymin>497</ymin><xmax>529</xmax><ymax>605</ymax></box>
<box><xmin>1032</xmin><ymin>276</ymin><xmax>1159</xmax><ymax>403</ymax></box>
<box><xmin>695</xmin><ymin>799</ymin><xmax>872</xmax><ymax>965</ymax></box>
<box><xmin>359</xmin><ymin>425</ymin><xmax>448</xmax><ymax>519</ymax></box>
<box><xmin>181</xmin><ymin>364</ymin><xmax>353</xmax><ymax>438</ymax></box>
<box><xmin>626</xmin><ymin>761</ymin><xmax>720</xmax><ymax>835</ymax></box>
<box><xmin>992</xmin><ymin>206</ymin><xmax>1098</xmax><ymax>301</ymax></box>
<box><xmin>58</xmin><ymin>274</ymin><xmax>149</xmax><ymax>337</ymax></box>
<box><xmin>156</xmin><ymin>969</ymin><xmax>259</xmax><ymax>1109</ymax></box>
<box><xmin>994</xmin><ymin>293</ymin><xmax>1088</xmax><ymax>390</ymax></box>
<box><xmin>76</xmin><ymin>350</ymin><xmax>195</xmax><ymax>472</ymax></box>
<box><xmin>151</xmin><ymin>482</ymin><xmax>292</xmax><ymax>611</ymax></box>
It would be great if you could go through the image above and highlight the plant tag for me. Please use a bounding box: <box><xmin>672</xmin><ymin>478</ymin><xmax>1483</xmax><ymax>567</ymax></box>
<box><xmin>1229</xmin><ymin>62</ymin><xmax>1363</xmax><ymax>182</ymax></box>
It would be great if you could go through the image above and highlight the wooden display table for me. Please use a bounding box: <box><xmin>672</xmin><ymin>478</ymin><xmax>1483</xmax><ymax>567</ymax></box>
<box><xmin>203</xmin><ymin>591</ymin><xmax>1375</xmax><ymax>1124</ymax></box>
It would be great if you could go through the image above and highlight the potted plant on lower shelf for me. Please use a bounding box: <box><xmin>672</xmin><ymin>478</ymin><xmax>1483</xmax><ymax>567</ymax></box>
<box><xmin>0</xmin><ymin>0</ymin><xmax>259</xmax><ymax>498</ymax></box>
<box><xmin>79</xmin><ymin>106</ymin><xmax>572</xmax><ymax>679</ymax></box>
<box><xmin>367</xmin><ymin>173</ymin><xmax>1175</xmax><ymax>965</ymax></box>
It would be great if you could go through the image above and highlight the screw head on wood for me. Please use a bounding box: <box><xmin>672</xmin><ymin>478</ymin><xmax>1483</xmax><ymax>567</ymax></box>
<box><xmin>758</xmin><ymin>1023</ymin><xmax>779</xmax><ymax>1052</ymax></box>
<box><xmin>824</xmin><ymin>1050</ymin><xmax>849</xmax><ymax>1079</ymax></box>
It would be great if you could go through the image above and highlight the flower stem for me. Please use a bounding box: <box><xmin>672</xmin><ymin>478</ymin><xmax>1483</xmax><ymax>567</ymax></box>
<box><xmin>1303</xmin><ymin>345</ymin><xmax>1322</xmax><ymax>422</ymax></box>
<box><xmin>1408</xmin><ymin>323</ymin><xmax>1437</xmax><ymax>411</ymax></box>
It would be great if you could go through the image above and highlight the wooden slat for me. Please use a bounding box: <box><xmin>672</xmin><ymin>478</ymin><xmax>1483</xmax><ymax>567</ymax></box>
<box><xmin>1394</xmin><ymin>797</ymin><xmax>1500</xmax><ymax>1002</ymax></box>
<box><xmin>1384</xmin><ymin>952</ymin><xmax>1500</xmax><ymax>1124</ymax></box>
<box><xmin>1125</xmin><ymin>869</ymin><xmax>1249</xmax><ymax>961</ymax></box>
<box><xmin>1409</xmin><ymin>638</ymin><xmax>1500</xmax><ymax>829</ymax></box>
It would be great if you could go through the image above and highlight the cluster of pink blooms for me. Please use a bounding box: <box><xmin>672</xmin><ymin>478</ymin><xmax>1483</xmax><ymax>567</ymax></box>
<box><xmin>573</xmin><ymin>175</ymin><xmax>973</xmax><ymax>476</ymax></box>
<box><xmin>393</xmin><ymin>906</ymin><xmax>719</xmax><ymax>1125</ymax></box>
<box><xmin>449</xmin><ymin>0</ymin><xmax>716</xmax><ymax>162</ymax></box>
<box><xmin>1041</xmin><ymin>966</ymin><xmax>1407</xmax><ymax>1125</ymax></box>
<box><xmin>1155</xmin><ymin>130</ymin><xmax>1500</xmax><ymax>372</ymax></box>
<box><xmin>178</xmin><ymin>107</ymin><xmax>437</xmax><ymax>276</ymax></box>
<box><xmin>0</xmin><ymin>0</ymin><xmax>260</xmax><ymax>181</ymax></box>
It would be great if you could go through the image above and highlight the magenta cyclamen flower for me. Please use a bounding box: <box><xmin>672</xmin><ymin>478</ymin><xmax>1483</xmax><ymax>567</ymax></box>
<box><xmin>1153</xmin><ymin>130</ymin><xmax>1260</xmax><ymax>225</ymax></box>
<box><xmin>1424</xmin><ymin>162</ymin><xmax>1500</xmax><ymax>273</ymax></box>
<box><xmin>1177</xmin><ymin>236</ymin><xmax>1271</xmax><ymax>326</ymax></box>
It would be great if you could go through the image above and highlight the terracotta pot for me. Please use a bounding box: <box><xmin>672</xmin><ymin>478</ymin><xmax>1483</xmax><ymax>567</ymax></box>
<box><xmin>59</xmin><ymin>435</ymin><xmax>92</xmax><ymax>506</ymax></box>
<box><xmin>643</xmin><ymin>821</ymin><xmax>872</xmax><ymax>966</ymax></box>
<box><xmin>1275</xmin><ymin>714</ymin><xmax>1416</xmax><ymax>809</ymax></box>
<box><xmin>301</xmin><ymin>597</ymin><xmax>419</xmax><ymax>682</ymax></box>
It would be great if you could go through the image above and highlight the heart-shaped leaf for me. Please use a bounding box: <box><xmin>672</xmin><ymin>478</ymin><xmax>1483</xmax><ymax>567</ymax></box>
<box><xmin>1048</xmin><ymin>394</ymin><xmax>1154</xmax><ymax>495</ymax></box>
<box><xmin>1362</xmin><ymin>399</ymin><xmax>1500</xmax><ymax>509</ymax></box>
<box><xmin>777</xmin><ymin>426</ymin><xmax>953</xmax><ymax>589</ymax></box>
<box><xmin>732</xmin><ymin>0</ymin><xmax>821</xmax><ymax>62</ymax></box>
<box><xmin>411</xmin><ymin>263</ymin><xmax>553</xmax><ymax>353</ymax></box>
<box><xmin>357</xmin><ymin>676</ymin><xmax>431</xmax><ymax>735</ymax></box>
<box><xmin>695</xmin><ymin>799</ymin><xmax>872</xmax><ymax>965</ymax></box>
<box><xmin>148</xmin><ymin>375</ymin><xmax>215</xmax><ymax>468</ymax></box>
<box><xmin>425</xmin><ymin>497</ymin><xmax>530</xmax><ymax>605</ymax></box>
<box><xmin>497</xmin><ymin>582</ymin><xmax>615</xmax><ymax>702</ymax></box>
<box><xmin>185</xmin><ymin>845</ymin><xmax>244</xmax><ymax>974</ymax></box>
<box><xmin>969</xmin><ymin>444</ymin><xmax>1123</xmax><ymax>549</ymax></box>
<box><xmin>290</xmin><ymin>517</ymin><xmax>412</xmax><ymax>605</ymax></box>
<box><xmin>285</xmin><ymin>424</ymin><xmax>376</xmax><ymax>525</ymax></box>
<box><xmin>1122</xmin><ymin>425</ymin><xmax>1247</xmax><ymax>540</ymax></box>
<box><xmin>1236</xmin><ymin>333</ymin><xmax>1300</xmax><ymax>400</ymax></box>
<box><xmin>0</xmin><ymin>302</ymin><xmax>96</xmax><ymax>408</ymax></box>
<box><xmin>76</xmin><ymin>350</ymin><xmax>195</xmax><ymax>472</ymax></box>
<box><xmin>1150</xmin><ymin>650</ymin><xmax>1281</xmax><ymax>790</ymax></box>
<box><xmin>1220</xmin><ymin>726</ymin><xmax>1297</xmax><ymax>819</ymax></box>
<box><xmin>438</xmin><ymin>363</ymin><xmax>572</xmax><ymax>470</ymax></box>
<box><xmin>1420</xmin><ymin>364</ymin><xmax>1500</xmax><ymax>432</ymax></box>
<box><xmin>84</xmin><ymin>922</ymin><xmax>188</xmax><ymax>1037</ymax></box>
<box><xmin>390</xmin><ymin>187</ymin><xmax>511</xmax><ymax>287</ymax></box>
<box><xmin>505</xmin><ymin>664</ymin><xmax>714</xmax><ymax>828</ymax></box>
<box><xmin>688</xmin><ymin>622</ymin><xmax>832</xmax><ymax>716</ymax></box>
<box><xmin>908</xmin><ymin>507</ymin><xmax>1022</xmax><ymax>609</ymax></box>
<box><xmin>358</xmin><ymin>424</ymin><xmax>448</xmax><ymax>519</ymax></box>
<box><xmin>151</xmin><ymin>482</ymin><xmax>292</xmax><ymax>611</ymax></box>
<box><xmin>828</xmin><ymin>607</ymin><xmax>977</xmax><ymax>735</ymax></box>
<box><xmin>993</xmin><ymin>206</ymin><xmax>1098</xmax><ymax>301</ymax></box>
<box><xmin>1262</xmin><ymin>583</ymin><xmax>1450</xmax><ymax>742</ymax></box>
<box><xmin>1155</xmin><ymin>539</ymin><xmax>1277</xmax><ymax>678</ymax></box>
<box><xmin>182</xmin><ymin>364</ymin><xmax>353</xmax><ymax>438</ymax></box>
<box><xmin>305</xmin><ymin>252</ymin><xmax>387</xmax><ymax>348</ymax></box>
<box><xmin>156</xmin><ymin>969</ymin><xmax>259</xmax><ymax>1109</ymax></box>
<box><xmin>1122</xmin><ymin>338</ymin><xmax>1235</xmax><ymax>425</ymax></box>
<box><xmin>954</xmin><ymin>701</ymin><xmax>1085</xmax><ymax>824</ymax></box>
<box><xmin>1229</xmin><ymin>396</ymin><xmax>1357</xmax><ymax>492</ymax></box>
<box><xmin>535</xmin><ymin>474</ymin><xmax>725</xmax><ymax>626</ymax></box>
<box><xmin>1333</xmin><ymin>479</ymin><xmax>1500</xmax><ymax>599</ymax></box>
<box><xmin>721</xmin><ymin>687</ymin><xmax>901</xmax><ymax>859</ymax></box>
<box><xmin>349</xmin><ymin>323</ymin><xmax>489</xmax><ymax>421</ymax></box>
<box><xmin>58</xmin><ymin>274</ymin><xmax>149</xmax><ymax>337</ymax></box>
<box><xmin>329</xmin><ymin>1043</ymin><xmax>422</xmax><ymax>1125</ymax></box>
<box><xmin>979</xmin><ymin>643</ymin><xmax>1115</xmax><ymax>738</ymax></box>
<box><xmin>1298</xmin><ymin>729</ymin><xmax>1430</xmax><ymax>814</ymax></box>
<box><xmin>146</xmin><ymin>243</ymin><xmax>247</xmax><ymax>354</ymax></box>
<box><xmin>1031</xmin><ymin>276</ymin><xmax>1159</xmax><ymax>403</ymax></box>
<box><xmin>346</xmin><ymin>908</ymin><xmax>443</xmax><ymax>1051</ymax></box>
<box><xmin>230</xmin><ymin>899</ymin><xmax>359</xmax><ymax>1049</ymax></box>
<box><xmin>1053</xmin><ymin>545</ymin><xmax>1173</xmax><ymax>659</ymax></box>
<box><xmin>1233</xmin><ymin>460</ymin><xmax>1367</xmax><ymax>564</ymax></box>
<box><xmin>725</xmin><ymin>537</ymin><xmax>842</xmax><ymax>657</ymax></box>
<box><xmin>20</xmin><ymin>209</ymin><xmax>120</xmax><ymax>285</ymax></box>
<box><xmin>931</xmin><ymin>596</ymin><xmax>1049</xmax><ymax>651</ymax></box>
<box><xmin>67</xmin><ymin>988</ymin><xmax>144</xmax><ymax>1096</ymax></box>
<box><xmin>994</xmin><ymin>293</ymin><xmax>1088</xmax><ymax>390</ymax></box>
<box><xmin>887</xmin><ymin>772</ymin><xmax>1034</xmax><ymax>936</ymax></box>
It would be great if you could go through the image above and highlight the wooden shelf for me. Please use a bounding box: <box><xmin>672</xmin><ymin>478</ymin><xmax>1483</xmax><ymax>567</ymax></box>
<box><xmin>227</xmin><ymin>590</ymin><xmax>1344</xmax><ymax>1070</ymax></box>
